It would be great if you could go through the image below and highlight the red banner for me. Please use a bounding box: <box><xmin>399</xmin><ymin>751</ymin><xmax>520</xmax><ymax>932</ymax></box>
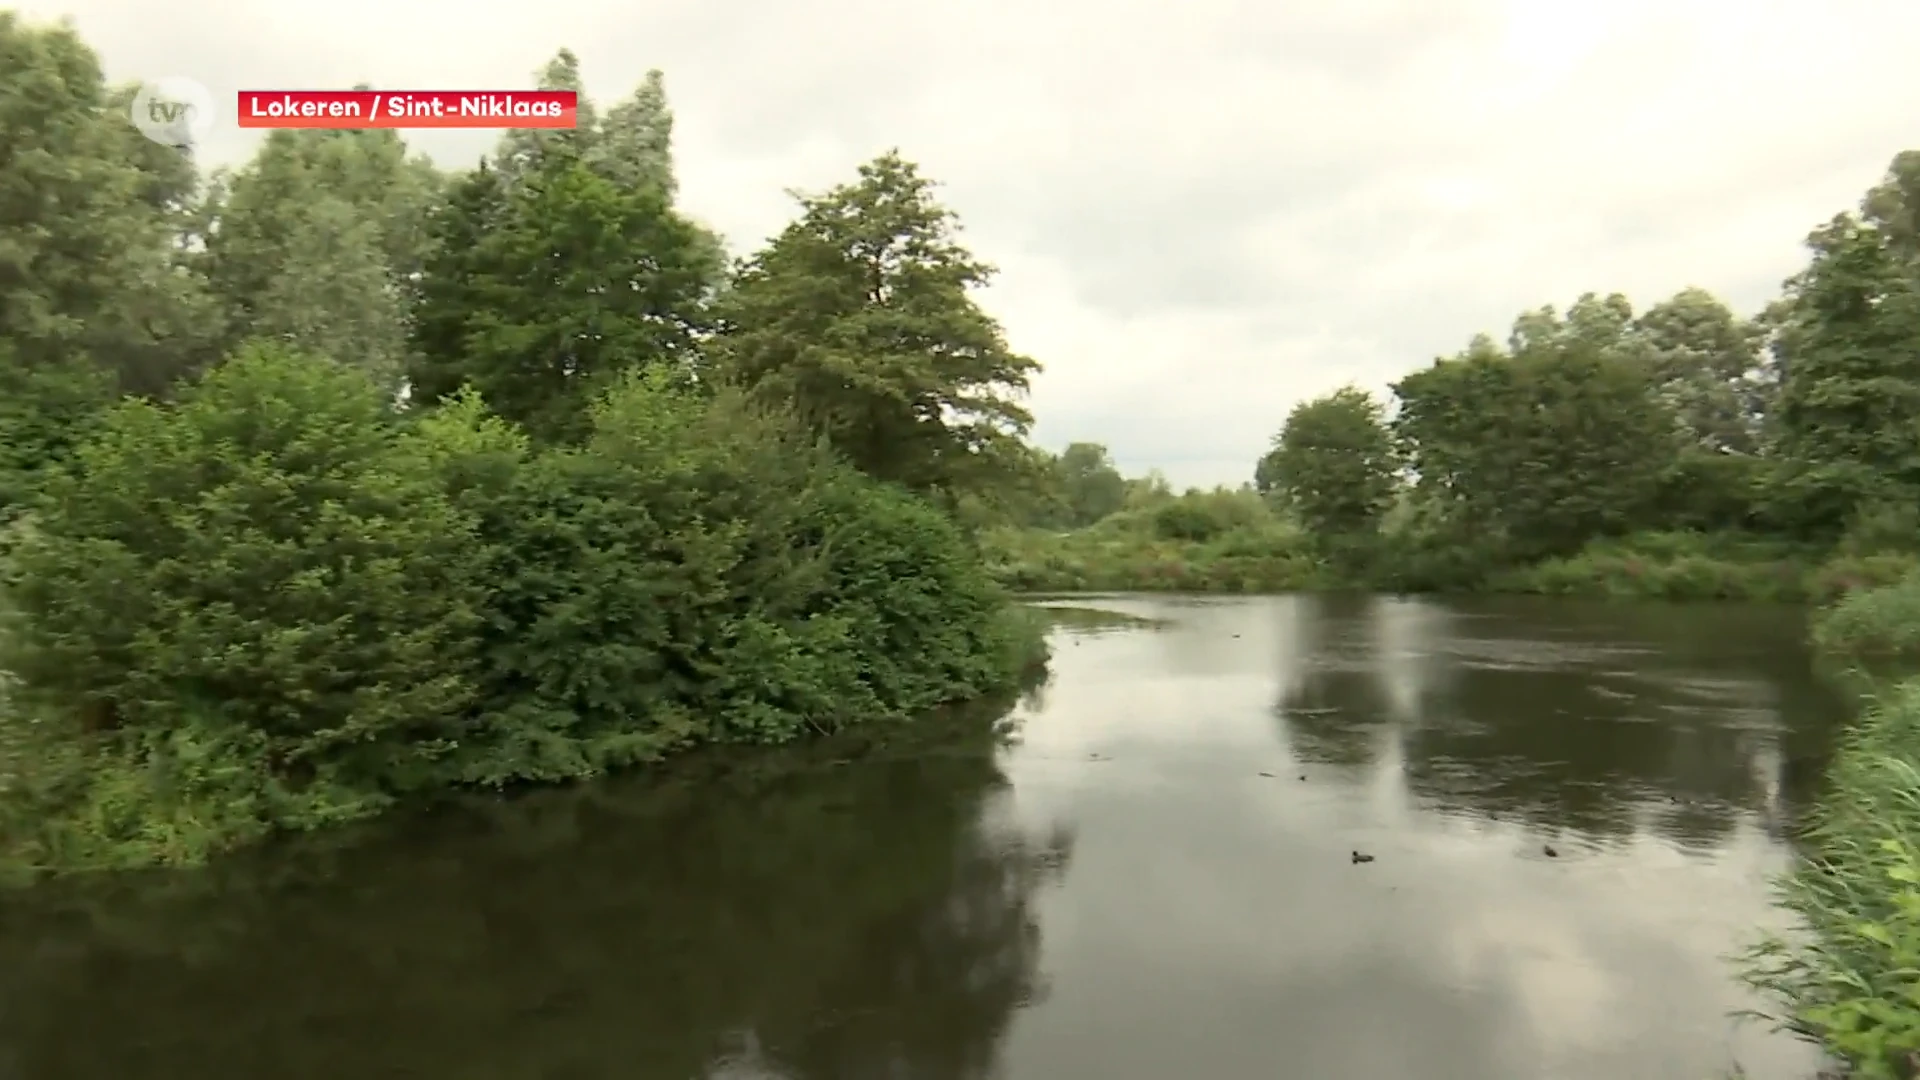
<box><xmin>237</xmin><ymin>90</ymin><xmax>578</xmax><ymax>129</ymax></box>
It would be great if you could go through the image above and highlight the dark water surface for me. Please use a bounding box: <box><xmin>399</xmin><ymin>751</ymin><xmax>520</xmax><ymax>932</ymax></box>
<box><xmin>0</xmin><ymin>594</ymin><xmax>1848</xmax><ymax>1079</ymax></box>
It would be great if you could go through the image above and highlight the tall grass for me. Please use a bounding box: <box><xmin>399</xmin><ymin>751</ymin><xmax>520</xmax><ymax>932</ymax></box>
<box><xmin>1741</xmin><ymin>681</ymin><xmax>1920</xmax><ymax>1078</ymax></box>
<box><xmin>1739</xmin><ymin>571</ymin><xmax>1920</xmax><ymax>1078</ymax></box>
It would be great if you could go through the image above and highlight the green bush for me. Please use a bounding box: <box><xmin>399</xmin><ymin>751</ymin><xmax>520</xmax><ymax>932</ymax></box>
<box><xmin>1486</xmin><ymin>531</ymin><xmax>1811</xmax><ymax>602</ymax></box>
<box><xmin>1</xmin><ymin>343</ymin><xmax>488</xmax><ymax>795</ymax></box>
<box><xmin>424</xmin><ymin>371</ymin><xmax>1031</xmax><ymax>787</ymax></box>
<box><xmin>1808</xmin><ymin>554</ymin><xmax>1920</xmax><ymax>607</ymax></box>
<box><xmin>1742</xmin><ymin>679</ymin><xmax>1920</xmax><ymax>1078</ymax></box>
<box><xmin>1814</xmin><ymin>569</ymin><xmax>1920</xmax><ymax>669</ymax></box>
<box><xmin>0</xmin><ymin>359</ymin><xmax>1041</xmax><ymax>877</ymax></box>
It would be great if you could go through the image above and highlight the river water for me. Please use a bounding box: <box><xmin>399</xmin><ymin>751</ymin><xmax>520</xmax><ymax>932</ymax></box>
<box><xmin>0</xmin><ymin>594</ymin><xmax>1847</xmax><ymax>1079</ymax></box>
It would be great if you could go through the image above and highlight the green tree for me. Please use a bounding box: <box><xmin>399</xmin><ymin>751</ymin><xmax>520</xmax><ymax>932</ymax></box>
<box><xmin>1636</xmin><ymin>287</ymin><xmax>1766</xmax><ymax>454</ymax></box>
<box><xmin>583</xmin><ymin>68</ymin><xmax>727</xmax><ymax>288</ymax></box>
<box><xmin>250</xmin><ymin>198</ymin><xmax>410</xmax><ymax>391</ymax></box>
<box><xmin>1863</xmin><ymin>148</ymin><xmax>1920</xmax><ymax>261</ymax></box>
<box><xmin>494</xmin><ymin>50</ymin><xmax>599</xmax><ymax>190</ymax></box>
<box><xmin>201</xmin><ymin>127</ymin><xmax>440</xmax><ymax>380</ymax></box>
<box><xmin>715</xmin><ymin>151</ymin><xmax>1040</xmax><ymax>504</ymax></box>
<box><xmin>588</xmin><ymin>69</ymin><xmax>676</xmax><ymax>194</ymax></box>
<box><xmin>406</xmin><ymin>157</ymin><xmax>720</xmax><ymax>441</ymax></box>
<box><xmin>0</xmin><ymin>347</ymin><xmax>114</xmax><ymax>522</ymax></box>
<box><xmin>0</xmin><ymin>13</ymin><xmax>221</xmax><ymax>396</ymax></box>
<box><xmin>1259</xmin><ymin>387</ymin><xmax>1398</xmax><ymax>541</ymax></box>
<box><xmin>1767</xmin><ymin>212</ymin><xmax>1920</xmax><ymax>538</ymax></box>
<box><xmin>1054</xmin><ymin>442</ymin><xmax>1127</xmax><ymax>527</ymax></box>
<box><xmin>1394</xmin><ymin>328</ymin><xmax>1677</xmax><ymax>561</ymax></box>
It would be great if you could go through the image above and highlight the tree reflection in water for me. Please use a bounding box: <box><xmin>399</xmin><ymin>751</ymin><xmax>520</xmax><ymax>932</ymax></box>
<box><xmin>1269</xmin><ymin>595</ymin><xmax>1847</xmax><ymax>851</ymax></box>
<box><xmin>0</xmin><ymin>698</ymin><xmax>1075</xmax><ymax>1080</ymax></box>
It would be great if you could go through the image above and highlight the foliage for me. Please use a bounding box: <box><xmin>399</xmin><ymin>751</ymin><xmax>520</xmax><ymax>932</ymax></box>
<box><xmin>0</xmin><ymin>348</ymin><xmax>115</xmax><ymax>522</ymax></box>
<box><xmin>1813</xmin><ymin>569</ymin><xmax>1920</xmax><ymax>670</ymax></box>
<box><xmin>1741</xmin><ymin>680</ymin><xmax>1920</xmax><ymax>1079</ymax></box>
<box><xmin>1392</xmin><ymin>328</ymin><xmax>1679</xmax><ymax>563</ymax></box>
<box><xmin>714</xmin><ymin>151</ymin><xmax>1039</xmax><ymax>506</ymax></box>
<box><xmin>0</xmin><ymin>344</ymin><xmax>490</xmax><ymax>798</ymax></box>
<box><xmin>1768</xmin><ymin>215</ymin><xmax>1920</xmax><ymax>540</ymax></box>
<box><xmin>1050</xmin><ymin>442</ymin><xmax>1129</xmax><ymax>528</ymax></box>
<box><xmin>423</xmin><ymin>370</ymin><xmax>1035</xmax><ymax>786</ymax></box>
<box><xmin>0</xmin><ymin>355</ymin><xmax>1042</xmax><ymax>876</ymax></box>
<box><xmin>1256</xmin><ymin>386</ymin><xmax>1398</xmax><ymax>573</ymax></box>
<box><xmin>201</xmin><ymin>127</ymin><xmax>442</xmax><ymax>386</ymax></box>
<box><xmin>979</xmin><ymin>497</ymin><xmax>1328</xmax><ymax>594</ymax></box>
<box><xmin>407</xmin><ymin>157</ymin><xmax>719</xmax><ymax>441</ymax></box>
<box><xmin>0</xmin><ymin>12</ymin><xmax>222</xmax><ymax>396</ymax></box>
<box><xmin>1487</xmin><ymin>531</ymin><xmax>1812</xmax><ymax>602</ymax></box>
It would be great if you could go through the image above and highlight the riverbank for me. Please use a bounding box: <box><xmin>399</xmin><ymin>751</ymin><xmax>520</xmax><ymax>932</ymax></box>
<box><xmin>982</xmin><ymin>521</ymin><xmax>1918</xmax><ymax>605</ymax></box>
<box><xmin>0</xmin><ymin>353</ymin><xmax>1051</xmax><ymax>882</ymax></box>
<box><xmin>1738</xmin><ymin>568</ymin><xmax>1920</xmax><ymax>1077</ymax></box>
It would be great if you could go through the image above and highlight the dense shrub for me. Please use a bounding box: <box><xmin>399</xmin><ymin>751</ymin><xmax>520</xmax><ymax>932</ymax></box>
<box><xmin>1</xmin><ymin>344</ymin><xmax>489</xmax><ymax>795</ymax></box>
<box><xmin>426</xmin><ymin>372</ymin><xmax>1031</xmax><ymax>786</ymax></box>
<box><xmin>1813</xmin><ymin>568</ymin><xmax>1920</xmax><ymax>669</ymax></box>
<box><xmin>1489</xmin><ymin>531</ymin><xmax>1812</xmax><ymax>602</ymax></box>
<box><xmin>979</xmin><ymin>510</ymin><xmax>1325</xmax><ymax>595</ymax></box>
<box><xmin>0</xmin><ymin>358</ymin><xmax>1041</xmax><ymax>875</ymax></box>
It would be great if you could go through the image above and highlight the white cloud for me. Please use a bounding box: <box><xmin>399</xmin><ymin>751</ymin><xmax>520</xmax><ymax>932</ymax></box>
<box><xmin>26</xmin><ymin>0</ymin><xmax>1920</xmax><ymax>486</ymax></box>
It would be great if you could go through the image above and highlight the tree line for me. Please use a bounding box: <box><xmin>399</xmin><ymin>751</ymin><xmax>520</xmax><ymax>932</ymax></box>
<box><xmin>1251</xmin><ymin>152</ymin><xmax>1920</xmax><ymax>590</ymax></box>
<box><xmin>0</xmin><ymin>14</ymin><xmax>1047</xmax><ymax>873</ymax></box>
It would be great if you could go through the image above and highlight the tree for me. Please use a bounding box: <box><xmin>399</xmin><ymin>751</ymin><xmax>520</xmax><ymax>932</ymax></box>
<box><xmin>201</xmin><ymin>126</ymin><xmax>441</xmax><ymax>379</ymax></box>
<box><xmin>494</xmin><ymin>50</ymin><xmax>599</xmax><ymax>191</ymax></box>
<box><xmin>250</xmin><ymin>198</ymin><xmax>410</xmax><ymax>390</ymax></box>
<box><xmin>1863</xmin><ymin>149</ymin><xmax>1920</xmax><ymax>261</ymax></box>
<box><xmin>1053</xmin><ymin>442</ymin><xmax>1127</xmax><ymax>527</ymax></box>
<box><xmin>589</xmin><ymin>70</ymin><xmax>676</xmax><ymax>194</ymax></box>
<box><xmin>2</xmin><ymin>344</ymin><xmax>489</xmax><ymax>791</ymax></box>
<box><xmin>583</xmin><ymin>68</ymin><xmax>727</xmax><ymax>289</ymax></box>
<box><xmin>0</xmin><ymin>13</ymin><xmax>221</xmax><ymax>396</ymax></box>
<box><xmin>715</xmin><ymin>151</ymin><xmax>1040</xmax><ymax>504</ymax></box>
<box><xmin>1767</xmin><ymin>212</ymin><xmax>1920</xmax><ymax>537</ymax></box>
<box><xmin>1260</xmin><ymin>387</ymin><xmax>1398</xmax><ymax>541</ymax></box>
<box><xmin>1635</xmin><ymin>287</ymin><xmax>1766</xmax><ymax>454</ymax></box>
<box><xmin>406</xmin><ymin>157</ymin><xmax>719</xmax><ymax>441</ymax></box>
<box><xmin>1393</xmin><ymin>329</ymin><xmax>1678</xmax><ymax>561</ymax></box>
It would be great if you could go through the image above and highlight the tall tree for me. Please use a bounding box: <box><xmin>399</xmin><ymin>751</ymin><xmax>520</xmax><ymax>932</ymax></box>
<box><xmin>1635</xmin><ymin>287</ymin><xmax>1766</xmax><ymax>454</ymax></box>
<box><xmin>584</xmin><ymin>68</ymin><xmax>727</xmax><ymax>288</ymax></box>
<box><xmin>1054</xmin><ymin>442</ymin><xmax>1128</xmax><ymax>527</ymax></box>
<box><xmin>715</xmin><ymin>151</ymin><xmax>1040</xmax><ymax>503</ymax></box>
<box><xmin>1259</xmin><ymin>387</ymin><xmax>1398</xmax><ymax>541</ymax></box>
<box><xmin>251</xmin><ymin>198</ymin><xmax>410</xmax><ymax>391</ymax></box>
<box><xmin>494</xmin><ymin>50</ymin><xmax>599</xmax><ymax>191</ymax></box>
<box><xmin>1863</xmin><ymin>149</ymin><xmax>1920</xmax><ymax>262</ymax></box>
<box><xmin>1394</xmin><ymin>332</ymin><xmax>1677</xmax><ymax>560</ymax></box>
<box><xmin>406</xmin><ymin>157</ymin><xmax>719</xmax><ymax>440</ymax></box>
<box><xmin>202</xmin><ymin>126</ymin><xmax>440</xmax><ymax>377</ymax></box>
<box><xmin>589</xmin><ymin>70</ymin><xmax>675</xmax><ymax>194</ymax></box>
<box><xmin>1767</xmin><ymin>212</ymin><xmax>1920</xmax><ymax>536</ymax></box>
<box><xmin>0</xmin><ymin>12</ymin><xmax>221</xmax><ymax>396</ymax></box>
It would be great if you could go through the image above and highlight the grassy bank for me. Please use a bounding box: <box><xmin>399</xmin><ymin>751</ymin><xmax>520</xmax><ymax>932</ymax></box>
<box><xmin>1740</xmin><ymin>569</ymin><xmax>1920</xmax><ymax>1077</ymax></box>
<box><xmin>0</xmin><ymin>352</ymin><xmax>1050</xmax><ymax>882</ymax></box>
<box><xmin>982</xmin><ymin>514</ymin><xmax>1901</xmax><ymax>604</ymax></box>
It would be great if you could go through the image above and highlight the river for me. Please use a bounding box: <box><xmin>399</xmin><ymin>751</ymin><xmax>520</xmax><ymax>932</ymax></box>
<box><xmin>0</xmin><ymin>594</ymin><xmax>1848</xmax><ymax>1079</ymax></box>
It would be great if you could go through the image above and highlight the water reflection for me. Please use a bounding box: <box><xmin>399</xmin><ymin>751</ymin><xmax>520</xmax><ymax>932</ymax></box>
<box><xmin>1265</xmin><ymin>594</ymin><xmax>1841</xmax><ymax>850</ymax></box>
<box><xmin>0</xmin><ymin>706</ymin><xmax>1074</xmax><ymax>1080</ymax></box>
<box><xmin>1011</xmin><ymin>592</ymin><xmax>1841</xmax><ymax>1080</ymax></box>
<box><xmin>0</xmin><ymin>595</ymin><xmax>1848</xmax><ymax>1080</ymax></box>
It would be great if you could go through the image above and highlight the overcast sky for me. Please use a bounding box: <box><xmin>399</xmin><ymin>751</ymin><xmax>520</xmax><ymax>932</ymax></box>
<box><xmin>24</xmin><ymin>0</ymin><xmax>1920</xmax><ymax>487</ymax></box>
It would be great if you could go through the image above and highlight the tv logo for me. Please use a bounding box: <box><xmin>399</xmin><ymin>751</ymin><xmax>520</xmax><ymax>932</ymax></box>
<box><xmin>130</xmin><ymin>76</ymin><xmax>213</xmax><ymax>149</ymax></box>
